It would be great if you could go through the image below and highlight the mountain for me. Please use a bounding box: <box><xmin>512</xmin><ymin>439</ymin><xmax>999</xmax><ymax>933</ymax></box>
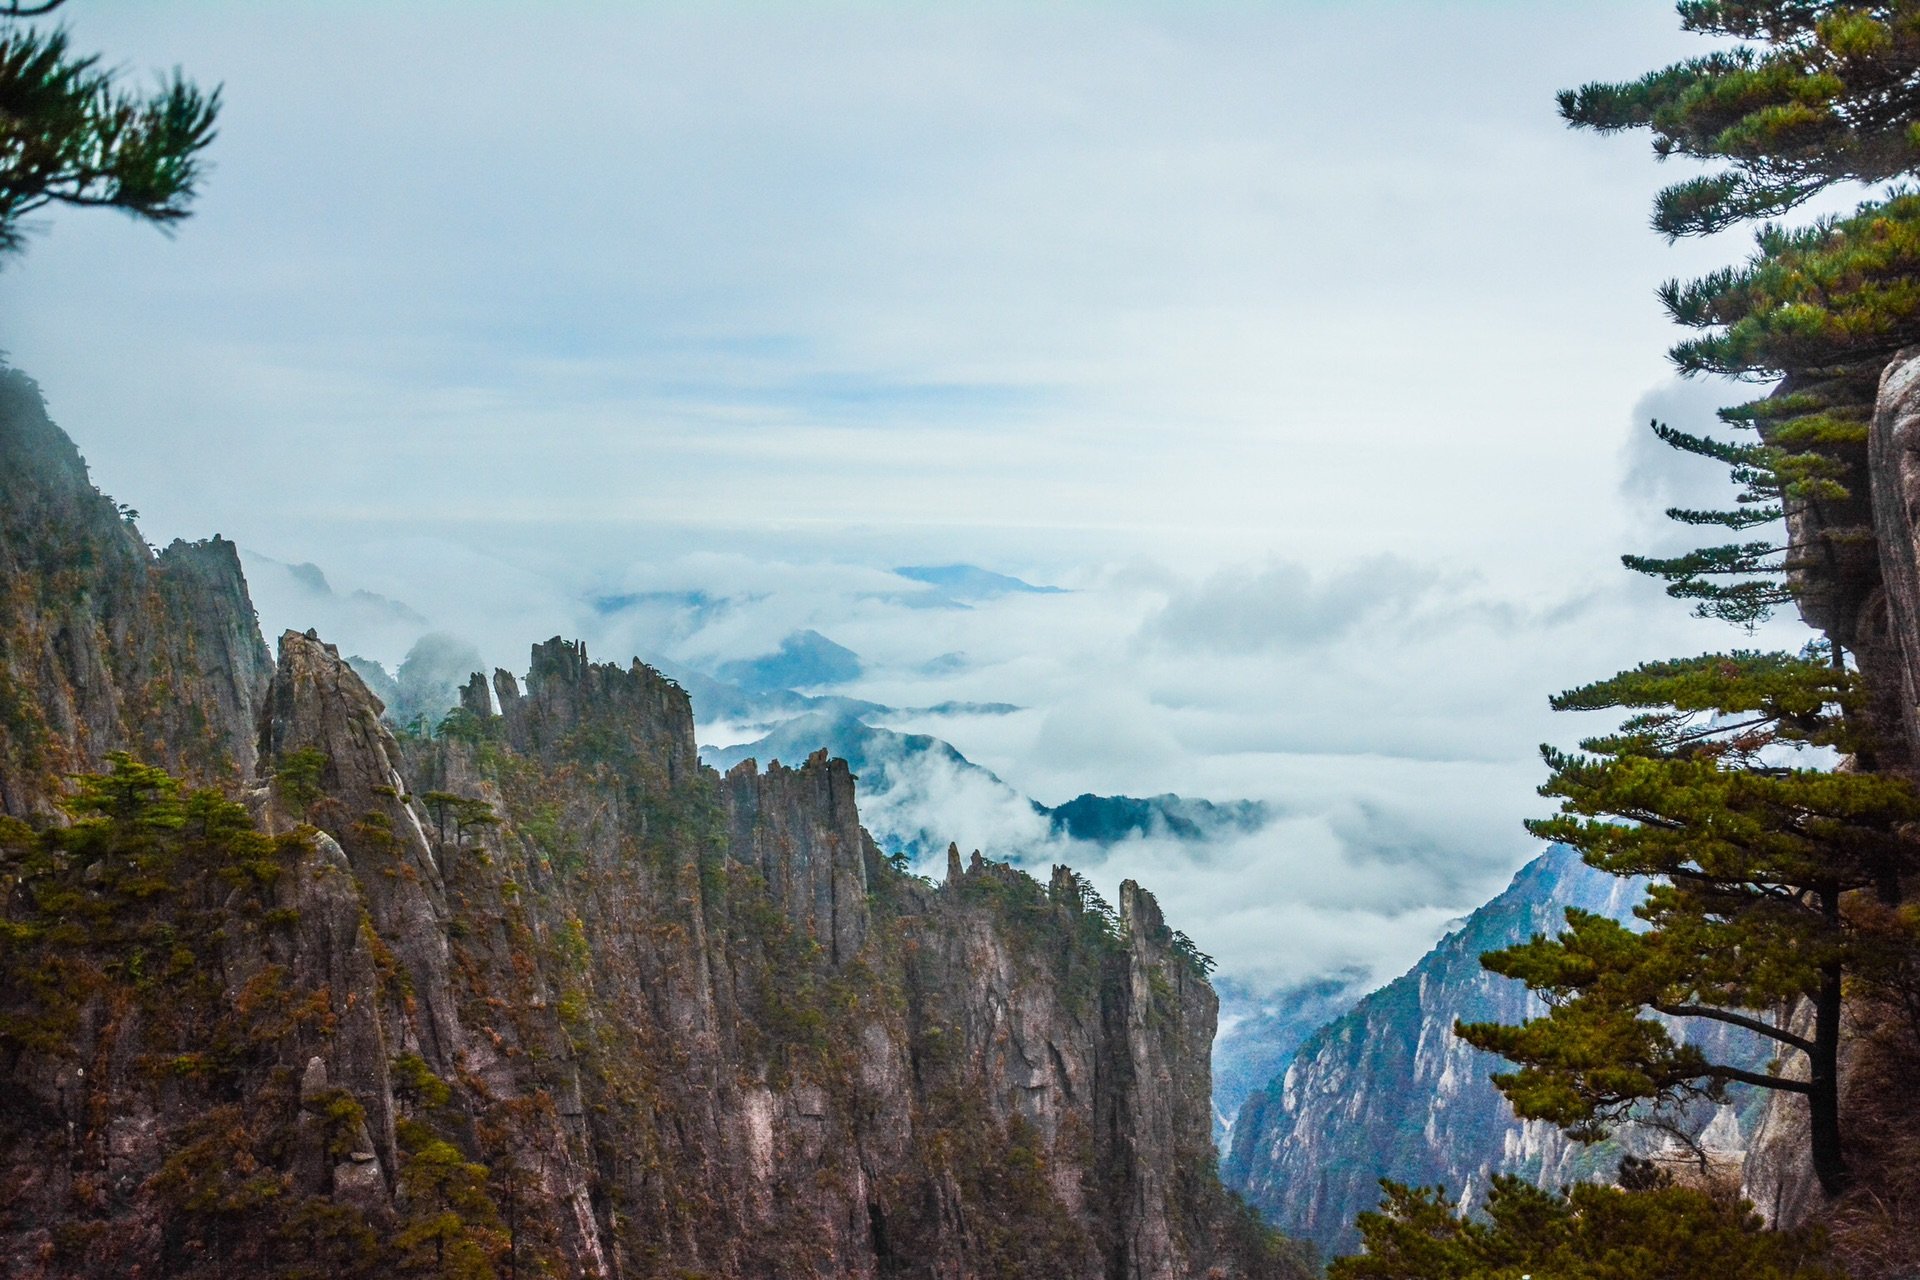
<box><xmin>894</xmin><ymin>563</ymin><xmax>1066</xmax><ymax>599</ymax></box>
<box><xmin>1047</xmin><ymin>792</ymin><xmax>1268</xmax><ymax>843</ymax></box>
<box><xmin>0</xmin><ymin>368</ymin><xmax>271</xmax><ymax>813</ymax></box>
<box><xmin>701</xmin><ymin>711</ymin><xmax>1271</xmax><ymax>861</ymax></box>
<box><xmin>1211</xmin><ymin>975</ymin><xmax>1362</xmax><ymax>1141</ymax></box>
<box><xmin>661</xmin><ymin>659</ymin><xmax>890</xmax><ymax>726</ymax></box>
<box><xmin>0</xmin><ymin>370</ymin><xmax>1304</xmax><ymax>1278</ymax></box>
<box><xmin>1223</xmin><ymin>845</ymin><xmax>1769</xmax><ymax>1260</ymax></box>
<box><xmin>714</xmin><ymin>628</ymin><xmax>863</xmax><ymax>693</ymax></box>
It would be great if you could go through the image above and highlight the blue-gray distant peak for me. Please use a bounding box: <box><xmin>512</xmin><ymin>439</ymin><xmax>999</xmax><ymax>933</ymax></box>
<box><xmin>1047</xmin><ymin>792</ymin><xmax>1267</xmax><ymax>843</ymax></box>
<box><xmin>702</xmin><ymin>711</ymin><xmax>997</xmax><ymax>800</ymax></box>
<box><xmin>590</xmin><ymin>588</ymin><xmax>727</xmax><ymax>617</ymax></box>
<box><xmin>654</xmin><ymin>658</ymin><xmax>889</xmax><ymax>725</ymax></box>
<box><xmin>894</xmin><ymin>564</ymin><xmax>1067</xmax><ymax>598</ymax></box>
<box><xmin>713</xmin><ymin>629</ymin><xmax>863</xmax><ymax>694</ymax></box>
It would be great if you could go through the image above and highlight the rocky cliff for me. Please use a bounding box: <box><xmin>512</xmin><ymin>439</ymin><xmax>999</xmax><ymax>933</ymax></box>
<box><xmin>1223</xmin><ymin>846</ymin><xmax>1765</xmax><ymax>1260</ymax></box>
<box><xmin>1728</xmin><ymin>345</ymin><xmax>1920</xmax><ymax>1258</ymax></box>
<box><xmin>0</xmin><ymin>379</ymin><xmax>1301</xmax><ymax>1278</ymax></box>
<box><xmin>0</xmin><ymin>370</ymin><xmax>272</xmax><ymax>815</ymax></box>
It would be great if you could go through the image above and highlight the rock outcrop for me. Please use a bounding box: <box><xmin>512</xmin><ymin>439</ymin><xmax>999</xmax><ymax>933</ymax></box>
<box><xmin>0</xmin><ymin>369</ymin><xmax>272</xmax><ymax>814</ymax></box>
<box><xmin>1868</xmin><ymin>347</ymin><xmax>1920</xmax><ymax>772</ymax></box>
<box><xmin>0</xmin><ymin>384</ymin><xmax>1301</xmax><ymax>1278</ymax></box>
<box><xmin>1726</xmin><ymin>345</ymin><xmax>1920</xmax><ymax>1254</ymax></box>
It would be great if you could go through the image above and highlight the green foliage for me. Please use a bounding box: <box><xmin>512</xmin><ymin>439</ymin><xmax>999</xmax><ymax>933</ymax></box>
<box><xmin>1461</xmin><ymin>910</ymin><xmax>1777</xmax><ymax>1135</ymax></box>
<box><xmin>276</xmin><ymin>746</ymin><xmax>329</xmax><ymax>814</ymax></box>
<box><xmin>1662</xmin><ymin>192</ymin><xmax>1920</xmax><ymax>377</ymax></box>
<box><xmin>267</xmin><ymin>1197</ymin><xmax>384</xmax><ymax>1279</ymax></box>
<box><xmin>906</xmin><ymin>1095</ymin><xmax>1095</xmax><ymax>1278</ymax></box>
<box><xmin>1478</xmin><ymin>15</ymin><xmax>1920</xmax><ymax>1208</ymax></box>
<box><xmin>433</xmin><ymin>705</ymin><xmax>497</xmax><ymax>745</ymax></box>
<box><xmin>1168</xmin><ymin>927</ymin><xmax>1217</xmax><ymax>976</ymax></box>
<box><xmin>1331</xmin><ymin>1176</ymin><xmax>1843</xmax><ymax>1279</ymax></box>
<box><xmin>308</xmin><ymin>1088</ymin><xmax>370</xmax><ymax>1162</ymax></box>
<box><xmin>391</xmin><ymin>1052</ymin><xmax>454</xmax><ymax>1111</ymax></box>
<box><xmin>1053</xmin><ymin>867</ymin><xmax>1122</xmax><ymax>948</ymax></box>
<box><xmin>148</xmin><ymin>1104</ymin><xmax>293</xmax><ymax>1234</ymax></box>
<box><xmin>0</xmin><ymin>4</ymin><xmax>220</xmax><ymax>256</ymax></box>
<box><xmin>517</xmin><ymin>800</ymin><xmax>581</xmax><ymax>872</ymax></box>
<box><xmin>1528</xmin><ymin>648</ymin><xmax>1915</xmax><ymax>901</ymax></box>
<box><xmin>1461</xmin><ymin>650</ymin><xmax>1920</xmax><ymax>1191</ymax></box>
<box><xmin>1622</xmin><ymin>533</ymin><xmax>1797</xmax><ymax>629</ymax></box>
<box><xmin>1559</xmin><ymin>3</ymin><xmax>1920</xmax><ymax>239</ymax></box>
<box><xmin>421</xmin><ymin>790</ymin><xmax>500</xmax><ymax>852</ymax></box>
<box><xmin>1559</xmin><ymin>11</ymin><xmax>1920</xmax><ymax>632</ymax></box>
<box><xmin>394</xmin><ymin>1121</ymin><xmax>506</xmax><ymax>1278</ymax></box>
<box><xmin>0</xmin><ymin>753</ymin><xmax>298</xmax><ymax>1057</ymax></box>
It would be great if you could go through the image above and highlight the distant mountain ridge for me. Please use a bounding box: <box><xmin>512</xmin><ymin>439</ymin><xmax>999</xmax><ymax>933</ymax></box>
<box><xmin>715</xmin><ymin>628</ymin><xmax>864</xmax><ymax>692</ymax></box>
<box><xmin>701</xmin><ymin>711</ymin><xmax>1270</xmax><ymax>860</ymax></box>
<box><xmin>895</xmin><ymin>563</ymin><xmax>1066</xmax><ymax>598</ymax></box>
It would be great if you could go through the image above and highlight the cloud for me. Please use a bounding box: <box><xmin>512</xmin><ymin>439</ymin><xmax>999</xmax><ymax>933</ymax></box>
<box><xmin>0</xmin><ymin>1</ymin><xmax>1836</xmax><ymax>1008</ymax></box>
<box><xmin>222</xmin><ymin>517</ymin><xmax>1828</xmax><ymax>1007</ymax></box>
<box><xmin>1621</xmin><ymin>376</ymin><xmax>1778</xmax><ymax>549</ymax></box>
<box><xmin>1141</xmin><ymin>556</ymin><xmax>1445</xmax><ymax>653</ymax></box>
<box><xmin>390</xmin><ymin>632</ymin><xmax>486</xmax><ymax>728</ymax></box>
<box><xmin>244</xmin><ymin>553</ymin><xmax>432</xmax><ymax>660</ymax></box>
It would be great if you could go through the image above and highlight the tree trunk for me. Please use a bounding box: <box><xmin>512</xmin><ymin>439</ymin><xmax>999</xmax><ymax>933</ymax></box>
<box><xmin>1809</xmin><ymin>962</ymin><xmax>1851</xmax><ymax>1197</ymax></box>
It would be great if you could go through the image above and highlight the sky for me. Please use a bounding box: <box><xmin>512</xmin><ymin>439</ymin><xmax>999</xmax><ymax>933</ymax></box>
<box><xmin>0</xmin><ymin>2</ymin><xmax>1836</xmax><ymax>1004</ymax></box>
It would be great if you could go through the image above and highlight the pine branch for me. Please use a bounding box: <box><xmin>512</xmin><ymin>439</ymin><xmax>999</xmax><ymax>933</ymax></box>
<box><xmin>1652</xmin><ymin>1002</ymin><xmax>1814</xmax><ymax>1054</ymax></box>
<box><xmin>1705</xmin><ymin>1064</ymin><xmax>1813</xmax><ymax>1095</ymax></box>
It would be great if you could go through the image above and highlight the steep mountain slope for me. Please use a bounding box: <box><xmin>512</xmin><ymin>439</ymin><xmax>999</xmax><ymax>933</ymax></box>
<box><xmin>0</xmin><ymin>370</ymin><xmax>272</xmax><ymax>815</ymax></box>
<box><xmin>1210</xmin><ymin>976</ymin><xmax>1360</xmax><ymax>1140</ymax></box>
<box><xmin>1223</xmin><ymin>846</ymin><xmax>1764</xmax><ymax>1260</ymax></box>
<box><xmin>0</xmin><ymin>376</ymin><xmax>1301</xmax><ymax>1278</ymax></box>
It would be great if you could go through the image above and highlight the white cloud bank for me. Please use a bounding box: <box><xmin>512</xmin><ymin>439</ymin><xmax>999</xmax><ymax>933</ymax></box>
<box><xmin>0</xmin><ymin>2</ymin><xmax>1829</xmax><ymax>999</ymax></box>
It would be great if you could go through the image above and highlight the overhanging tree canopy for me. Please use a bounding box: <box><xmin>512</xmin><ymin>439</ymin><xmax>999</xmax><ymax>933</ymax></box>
<box><xmin>0</xmin><ymin>0</ymin><xmax>219</xmax><ymax>257</ymax></box>
<box><xmin>1561</xmin><ymin>3</ymin><xmax>1920</xmax><ymax>239</ymax></box>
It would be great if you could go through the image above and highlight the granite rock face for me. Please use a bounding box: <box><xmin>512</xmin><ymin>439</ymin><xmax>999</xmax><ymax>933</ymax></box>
<box><xmin>0</xmin><ymin>390</ymin><xmax>1298</xmax><ymax>1278</ymax></box>
<box><xmin>0</xmin><ymin>369</ymin><xmax>272</xmax><ymax>814</ymax></box>
<box><xmin>1868</xmin><ymin>347</ymin><xmax>1920</xmax><ymax>772</ymax></box>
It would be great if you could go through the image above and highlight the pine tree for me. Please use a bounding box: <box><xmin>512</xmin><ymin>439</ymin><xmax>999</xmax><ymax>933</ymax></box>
<box><xmin>1331</xmin><ymin>1173</ymin><xmax>1844</xmax><ymax>1280</ymax></box>
<box><xmin>1457</xmin><ymin>652</ymin><xmax>1920</xmax><ymax>1194</ymax></box>
<box><xmin>1560</xmin><ymin>4</ymin><xmax>1920</xmax><ymax>239</ymax></box>
<box><xmin>1453</xmin><ymin>6</ymin><xmax>1920</xmax><ymax>1208</ymax></box>
<box><xmin>1562</xmin><ymin>6</ymin><xmax>1920</xmax><ymax>656</ymax></box>
<box><xmin>0</xmin><ymin>0</ymin><xmax>219</xmax><ymax>257</ymax></box>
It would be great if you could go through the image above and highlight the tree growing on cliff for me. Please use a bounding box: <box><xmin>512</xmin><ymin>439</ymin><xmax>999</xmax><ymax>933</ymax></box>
<box><xmin>0</xmin><ymin>0</ymin><xmax>219</xmax><ymax>257</ymax></box>
<box><xmin>1566</xmin><ymin>5</ymin><xmax>1920</xmax><ymax>653</ymax></box>
<box><xmin>1454</xmin><ymin>1</ymin><xmax>1920</xmax><ymax>1214</ymax></box>
<box><xmin>1560</xmin><ymin>4</ymin><xmax>1920</xmax><ymax>239</ymax></box>
<box><xmin>1458</xmin><ymin>651</ymin><xmax>1920</xmax><ymax>1195</ymax></box>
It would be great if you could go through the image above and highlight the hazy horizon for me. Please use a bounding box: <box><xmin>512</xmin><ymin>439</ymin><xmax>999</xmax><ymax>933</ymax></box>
<box><xmin>0</xmin><ymin>0</ymin><xmax>1832</xmax><ymax>1007</ymax></box>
